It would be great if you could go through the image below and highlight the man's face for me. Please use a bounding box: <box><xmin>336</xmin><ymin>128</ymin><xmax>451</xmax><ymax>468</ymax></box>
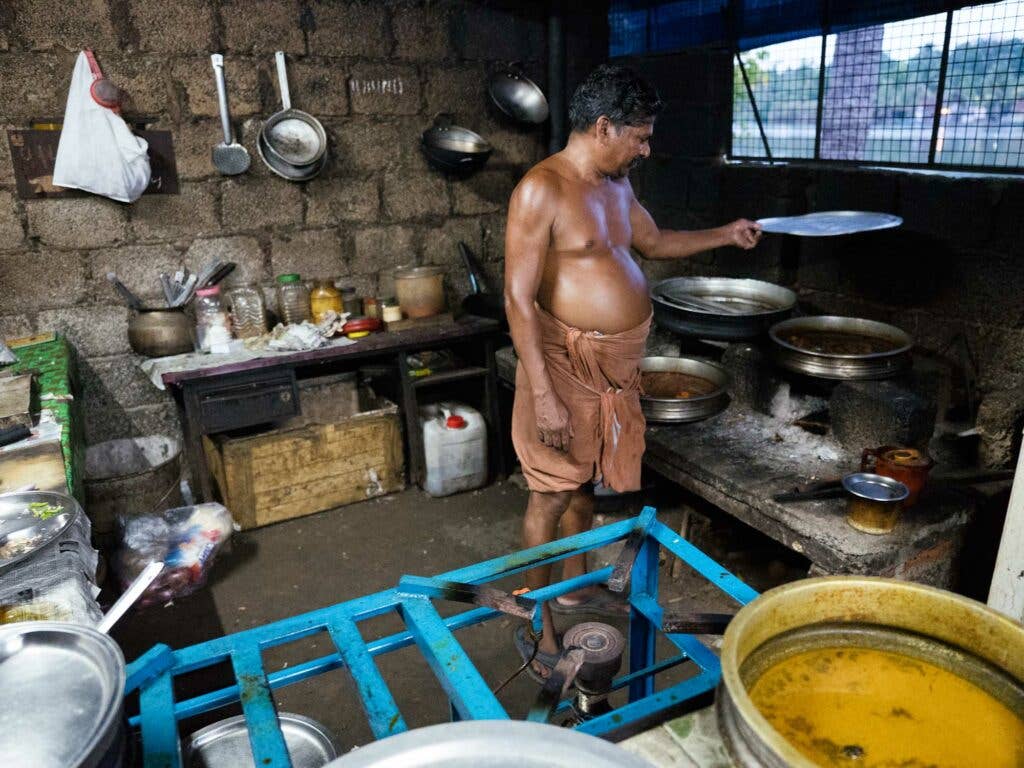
<box><xmin>604</xmin><ymin>120</ymin><xmax>654</xmax><ymax>179</ymax></box>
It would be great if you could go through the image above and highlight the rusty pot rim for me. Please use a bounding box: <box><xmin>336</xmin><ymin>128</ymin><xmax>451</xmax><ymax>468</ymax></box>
<box><xmin>718</xmin><ymin>576</ymin><xmax>1024</xmax><ymax>768</ymax></box>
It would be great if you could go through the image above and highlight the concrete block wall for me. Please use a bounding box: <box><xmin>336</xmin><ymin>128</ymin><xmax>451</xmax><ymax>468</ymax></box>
<box><xmin>0</xmin><ymin>0</ymin><xmax>606</xmax><ymax>446</ymax></box>
<box><xmin>626</xmin><ymin>48</ymin><xmax>1024</xmax><ymax>467</ymax></box>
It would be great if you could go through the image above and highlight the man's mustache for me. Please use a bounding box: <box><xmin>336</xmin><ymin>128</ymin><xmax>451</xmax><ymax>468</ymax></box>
<box><xmin>629</xmin><ymin>156</ymin><xmax>644</xmax><ymax>169</ymax></box>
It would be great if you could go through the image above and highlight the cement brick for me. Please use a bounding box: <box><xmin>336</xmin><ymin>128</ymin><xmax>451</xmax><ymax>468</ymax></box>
<box><xmin>327</xmin><ymin>119</ymin><xmax>404</xmax><ymax>173</ymax></box>
<box><xmin>172</xmin><ymin>120</ymin><xmax>222</xmax><ymax>180</ymax></box>
<box><xmin>130</xmin><ymin>0</ymin><xmax>215</xmax><ymax>53</ymax></box>
<box><xmin>480</xmin><ymin>212</ymin><xmax>506</xmax><ymax>262</ymax></box>
<box><xmin>9</xmin><ymin>0</ymin><xmax>117</xmax><ymax>52</ymax></box>
<box><xmin>352</xmin><ymin>225</ymin><xmax>416</xmax><ymax>274</ymax></box>
<box><xmin>270</xmin><ymin>229</ymin><xmax>346</xmax><ymax>281</ymax></box>
<box><xmin>85</xmin><ymin>401</ymin><xmax>181</xmax><ymax>447</ymax></box>
<box><xmin>974</xmin><ymin>325</ymin><xmax>1024</xmax><ymax>394</ymax></box>
<box><xmin>185</xmin><ymin>235</ymin><xmax>267</xmax><ymax>285</ymax></box>
<box><xmin>238</xmin><ymin>117</ymin><xmax>274</xmax><ymax>179</ymax></box>
<box><xmin>0</xmin><ymin>250</ymin><xmax>86</xmax><ymax>310</ymax></box>
<box><xmin>26</xmin><ymin>197</ymin><xmax>129</xmax><ymax>248</ymax></box>
<box><xmin>419</xmin><ymin>218</ymin><xmax>483</xmax><ymax>282</ymax></box>
<box><xmin>0</xmin><ymin>124</ymin><xmax>15</xmax><ymax>185</ymax></box>
<box><xmin>221</xmin><ymin>178</ymin><xmax>303</xmax><ymax>230</ymax></box>
<box><xmin>454</xmin><ymin>5</ymin><xmax>544</xmax><ymax>62</ymax></box>
<box><xmin>288</xmin><ymin>60</ymin><xmax>351</xmax><ymax>117</ymax></box>
<box><xmin>976</xmin><ymin>386</ymin><xmax>1024</xmax><ymax>468</ymax></box>
<box><xmin>349</xmin><ymin>65</ymin><xmax>421</xmax><ymax>116</ymax></box>
<box><xmin>486</xmin><ymin>125</ymin><xmax>543</xmax><ymax>167</ymax></box>
<box><xmin>393</xmin><ymin>5</ymin><xmax>450</xmax><ymax>61</ymax></box>
<box><xmin>79</xmin><ymin>354</ymin><xmax>165</xmax><ymax>413</ymax></box>
<box><xmin>91</xmin><ymin>243</ymin><xmax>183</xmax><ymax>303</ymax></box>
<box><xmin>131</xmin><ymin>182</ymin><xmax>218</xmax><ymax>242</ymax></box>
<box><xmin>220</xmin><ymin>0</ymin><xmax>305</xmax><ymax>54</ymax></box>
<box><xmin>306</xmin><ymin>177</ymin><xmax>379</xmax><ymax>225</ymax></box>
<box><xmin>424</xmin><ymin>64</ymin><xmax>488</xmax><ymax>123</ymax></box>
<box><xmin>383</xmin><ymin>171</ymin><xmax>448</xmax><ymax>220</ymax></box>
<box><xmin>830</xmin><ymin>380</ymin><xmax>937</xmax><ymax>452</ymax></box>
<box><xmin>0</xmin><ymin>52</ymin><xmax>77</xmax><ymax>120</ymax></box>
<box><xmin>0</xmin><ymin>191</ymin><xmax>24</xmax><ymax>249</ymax></box>
<box><xmin>174</xmin><ymin>56</ymin><xmax>262</xmax><ymax>118</ymax></box>
<box><xmin>307</xmin><ymin>1</ymin><xmax>390</xmax><ymax>58</ymax></box>
<box><xmin>452</xmin><ymin>169</ymin><xmax>515</xmax><ymax>215</ymax></box>
<box><xmin>36</xmin><ymin>305</ymin><xmax>130</xmax><ymax>357</ymax></box>
<box><xmin>0</xmin><ymin>315</ymin><xmax>33</xmax><ymax>339</ymax></box>
<box><xmin>98</xmin><ymin>55</ymin><xmax>175</xmax><ymax>116</ymax></box>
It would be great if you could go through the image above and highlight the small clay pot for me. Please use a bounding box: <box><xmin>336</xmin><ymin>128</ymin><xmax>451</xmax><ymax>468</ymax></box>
<box><xmin>861</xmin><ymin>445</ymin><xmax>934</xmax><ymax>508</ymax></box>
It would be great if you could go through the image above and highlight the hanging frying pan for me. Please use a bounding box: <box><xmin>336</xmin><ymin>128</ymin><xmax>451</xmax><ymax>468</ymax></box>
<box><xmin>487</xmin><ymin>65</ymin><xmax>549</xmax><ymax>125</ymax></box>
<box><xmin>260</xmin><ymin>51</ymin><xmax>327</xmax><ymax>169</ymax></box>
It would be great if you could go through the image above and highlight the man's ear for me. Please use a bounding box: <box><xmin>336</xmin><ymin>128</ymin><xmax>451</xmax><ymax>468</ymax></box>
<box><xmin>595</xmin><ymin>115</ymin><xmax>613</xmax><ymax>143</ymax></box>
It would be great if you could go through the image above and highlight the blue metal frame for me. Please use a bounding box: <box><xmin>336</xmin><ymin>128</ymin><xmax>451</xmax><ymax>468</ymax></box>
<box><xmin>125</xmin><ymin>508</ymin><xmax>758</xmax><ymax>768</ymax></box>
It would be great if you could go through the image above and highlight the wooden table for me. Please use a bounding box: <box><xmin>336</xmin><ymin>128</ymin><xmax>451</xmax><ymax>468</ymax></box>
<box><xmin>160</xmin><ymin>317</ymin><xmax>505</xmax><ymax>502</ymax></box>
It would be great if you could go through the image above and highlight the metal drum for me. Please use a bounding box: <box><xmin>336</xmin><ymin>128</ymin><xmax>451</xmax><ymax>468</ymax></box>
<box><xmin>640</xmin><ymin>357</ymin><xmax>729</xmax><ymax>423</ymax></box>
<box><xmin>769</xmin><ymin>315</ymin><xmax>913</xmax><ymax>380</ymax></box>
<box><xmin>716</xmin><ymin>577</ymin><xmax>1024</xmax><ymax>768</ymax></box>
<box><xmin>651</xmin><ymin>277</ymin><xmax>796</xmax><ymax>340</ymax></box>
<box><xmin>0</xmin><ymin>622</ymin><xmax>127</xmax><ymax>768</ymax></box>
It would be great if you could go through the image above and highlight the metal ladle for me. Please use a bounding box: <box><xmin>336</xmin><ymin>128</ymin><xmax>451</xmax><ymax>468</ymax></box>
<box><xmin>210</xmin><ymin>54</ymin><xmax>251</xmax><ymax>176</ymax></box>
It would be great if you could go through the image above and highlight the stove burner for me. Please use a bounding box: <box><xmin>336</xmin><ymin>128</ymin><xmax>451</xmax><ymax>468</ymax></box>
<box><xmin>563</xmin><ymin>623</ymin><xmax>625</xmax><ymax>724</ymax></box>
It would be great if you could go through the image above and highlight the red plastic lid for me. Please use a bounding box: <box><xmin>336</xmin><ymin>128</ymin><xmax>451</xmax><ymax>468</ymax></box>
<box><xmin>195</xmin><ymin>285</ymin><xmax>220</xmax><ymax>297</ymax></box>
<box><xmin>445</xmin><ymin>414</ymin><xmax>467</xmax><ymax>429</ymax></box>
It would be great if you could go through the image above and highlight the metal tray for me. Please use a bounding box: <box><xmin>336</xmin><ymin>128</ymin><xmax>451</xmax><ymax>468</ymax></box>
<box><xmin>0</xmin><ymin>491</ymin><xmax>79</xmax><ymax>574</ymax></box>
<box><xmin>757</xmin><ymin>211</ymin><xmax>902</xmax><ymax>237</ymax></box>
<box><xmin>0</xmin><ymin>622</ymin><xmax>126</xmax><ymax>768</ymax></box>
<box><xmin>769</xmin><ymin>315</ymin><xmax>913</xmax><ymax>380</ymax></box>
<box><xmin>187</xmin><ymin>713</ymin><xmax>340</xmax><ymax>768</ymax></box>
<box><xmin>651</xmin><ymin>277</ymin><xmax>796</xmax><ymax>341</ymax></box>
<box><xmin>640</xmin><ymin>356</ymin><xmax>730</xmax><ymax>423</ymax></box>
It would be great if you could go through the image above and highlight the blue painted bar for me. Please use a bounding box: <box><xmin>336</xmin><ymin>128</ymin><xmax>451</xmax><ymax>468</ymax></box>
<box><xmin>126</xmin><ymin>644</ymin><xmax>174</xmax><ymax>695</ymax></box>
<box><xmin>650</xmin><ymin>520</ymin><xmax>759</xmax><ymax>605</ymax></box>
<box><xmin>139</xmin><ymin>670</ymin><xmax>182</xmax><ymax>768</ymax></box>
<box><xmin>230</xmin><ymin>643</ymin><xmax>292</xmax><ymax>768</ymax></box>
<box><xmin>628</xmin><ymin>531</ymin><xmax>660</xmax><ymax>701</ymax></box>
<box><xmin>399</xmin><ymin>597</ymin><xmax>508</xmax><ymax>721</ymax></box>
<box><xmin>575</xmin><ymin>671</ymin><xmax>720</xmax><ymax>737</ymax></box>
<box><xmin>325</xmin><ymin>615</ymin><xmax>408</xmax><ymax>739</ymax></box>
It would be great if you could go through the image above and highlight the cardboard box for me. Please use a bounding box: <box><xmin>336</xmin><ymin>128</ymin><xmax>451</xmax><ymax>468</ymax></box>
<box><xmin>204</xmin><ymin>388</ymin><xmax>404</xmax><ymax>529</ymax></box>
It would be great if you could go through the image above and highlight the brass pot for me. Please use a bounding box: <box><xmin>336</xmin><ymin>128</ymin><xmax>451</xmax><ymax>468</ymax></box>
<box><xmin>716</xmin><ymin>577</ymin><xmax>1024</xmax><ymax>768</ymax></box>
<box><xmin>128</xmin><ymin>308</ymin><xmax>193</xmax><ymax>357</ymax></box>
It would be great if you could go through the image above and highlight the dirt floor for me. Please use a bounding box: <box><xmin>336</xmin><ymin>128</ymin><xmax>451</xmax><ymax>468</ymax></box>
<box><xmin>112</xmin><ymin>476</ymin><xmax>801</xmax><ymax>761</ymax></box>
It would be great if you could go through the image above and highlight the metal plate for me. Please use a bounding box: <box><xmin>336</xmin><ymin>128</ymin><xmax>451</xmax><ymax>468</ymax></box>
<box><xmin>186</xmin><ymin>713</ymin><xmax>339</xmax><ymax>768</ymax></box>
<box><xmin>0</xmin><ymin>491</ymin><xmax>79</xmax><ymax>573</ymax></box>
<box><xmin>769</xmin><ymin>315</ymin><xmax>913</xmax><ymax>380</ymax></box>
<box><xmin>757</xmin><ymin>211</ymin><xmax>902</xmax><ymax>237</ymax></box>
<box><xmin>327</xmin><ymin>721</ymin><xmax>652</xmax><ymax>767</ymax></box>
<box><xmin>0</xmin><ymin>622</ymin><xmax>125</xmax><ymax>768</ymax></box>
<box><xmin>640</xmin><ymin>357</ymin><xmax>730</xmax><ymax>423</ymax></box>
<box><xmin>842</xmin><ymin>472</ymin><xmax>909</xmax><ymax>503</ymax></box>
<box><xmin>651</xmin><ymin>277</ymin><xmax>796</xmax><ymax>341</ymax></box>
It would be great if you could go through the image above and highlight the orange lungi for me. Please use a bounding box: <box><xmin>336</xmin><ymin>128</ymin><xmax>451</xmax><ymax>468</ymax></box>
<box><xmin>512</xmin><ymin>306</ymin><xmax>651</xmax><ymax>493</ymax></box>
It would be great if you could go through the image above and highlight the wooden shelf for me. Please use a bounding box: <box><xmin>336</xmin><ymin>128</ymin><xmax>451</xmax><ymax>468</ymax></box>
<box><xmin>411</xmin><ymin>366</ymin><xmax>489</xmax><ymax>389</ymax></box>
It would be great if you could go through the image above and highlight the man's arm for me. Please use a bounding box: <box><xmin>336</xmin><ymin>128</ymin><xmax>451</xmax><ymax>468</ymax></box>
<box><xmin>504</xmin><ymin>172</ymin><xmax>573</xmax><ymax>451</ymax></box>
<box><xmin>629</xmin><ymin>191</ymin><xmax>762</xmax><ymax>260</ymax></box>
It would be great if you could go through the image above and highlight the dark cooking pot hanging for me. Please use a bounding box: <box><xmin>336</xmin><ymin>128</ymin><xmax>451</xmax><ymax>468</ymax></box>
<box><xmin>420</xmin><ymin>114</ymin><xmax>493</xmax><ymax>177</ymax></box>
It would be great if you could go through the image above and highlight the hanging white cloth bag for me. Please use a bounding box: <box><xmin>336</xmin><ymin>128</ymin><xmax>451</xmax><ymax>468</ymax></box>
<box><xmin>52</xmin><ymin>51</ymin><xmax>151</xmax><ymax>203</ymax></box>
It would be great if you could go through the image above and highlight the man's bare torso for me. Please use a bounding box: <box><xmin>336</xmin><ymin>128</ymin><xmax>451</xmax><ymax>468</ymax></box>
<box><xmin>529</xmin><ymin>154</ymin><xmax>651</xmax><ymax>335</ymax></box>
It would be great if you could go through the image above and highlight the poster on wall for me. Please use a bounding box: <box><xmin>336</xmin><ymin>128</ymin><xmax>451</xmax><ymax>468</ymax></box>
<box><xmin>7</xmin><ymin>127</ymin><xmax>180</xmax><ymax>199</ymax></box>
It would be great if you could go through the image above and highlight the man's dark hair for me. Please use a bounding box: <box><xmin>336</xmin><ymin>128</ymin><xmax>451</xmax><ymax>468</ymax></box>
<box><xmin>568</xmin><ymin>64</ymin><xmax>663</xmax><ymax>133</ymax></box>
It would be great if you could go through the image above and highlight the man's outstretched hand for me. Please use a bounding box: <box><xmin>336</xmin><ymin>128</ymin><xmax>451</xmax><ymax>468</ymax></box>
<box><xmin>723</xmin><ymin>219</ymin><xmax>763</xmax><ymax>250</ymax></box>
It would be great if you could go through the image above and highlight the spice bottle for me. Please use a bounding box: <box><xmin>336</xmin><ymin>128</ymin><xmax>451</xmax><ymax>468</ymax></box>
<box><xmin>227</xmin><ymin>283</ymin><xmax>268</xmax><ymax>339</ymax></box>
<box><xmin>310</xmin><ymin>279</ymin><xmax>343</xmax><ymax>323</ymax></box>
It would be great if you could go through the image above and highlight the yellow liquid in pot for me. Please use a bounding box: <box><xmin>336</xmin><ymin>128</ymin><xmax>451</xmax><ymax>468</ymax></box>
<box><xmin>748</xmin><ymin>645</ymin><xmax>1024</xmax><ymax>768</ymax></box>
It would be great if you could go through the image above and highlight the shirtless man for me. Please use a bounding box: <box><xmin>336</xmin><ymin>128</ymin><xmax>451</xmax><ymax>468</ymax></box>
<box><xmin>505</xmin><ymin>64</ymin><xmax>761</xmax><ymax>678</ymax></box>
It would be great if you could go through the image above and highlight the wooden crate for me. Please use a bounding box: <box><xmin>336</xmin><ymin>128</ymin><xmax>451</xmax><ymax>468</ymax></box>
<box><xmin>203</xmin><ymin>390</ymin><xmax>404</xmax><ymax>529</ymax></box>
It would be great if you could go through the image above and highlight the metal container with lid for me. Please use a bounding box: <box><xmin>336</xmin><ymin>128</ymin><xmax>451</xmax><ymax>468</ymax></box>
<box><xmin>640</xmin><ymin>356</ymin><xmax>730</xmax><ymax>423</ymax></box>
<box><xmin>769</xmin><ymin>315</ymin><xmax>913</xmax><ymax>380</ymax></box>
<box><xmin>842</xmin><ymin>471</ymin><xmax>909</xmax><ymax>534</ymax></box>
<box><xmin>651</xmin><ymin>277</ymin><xmax>796</xmax><ymax>341</ymax></box>
<box><xmin>0</xmin><ymin>621</ymin><xmax>126</xmax><ymax>768</ymax></box>
<box><xmin>186</xmin><ymin>713</ymin><xmax>339</xmax><ymax>768</ymax></box>
<box><xmin>394</xmin><ymin>265</ymin><xmax>446</xmax><ymax>319</ymax></box>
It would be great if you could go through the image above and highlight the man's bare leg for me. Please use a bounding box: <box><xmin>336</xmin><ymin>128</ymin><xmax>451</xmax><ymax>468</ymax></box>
<box><xmin>557</xmin><ymin>486</ymin><xmax>594</xmax><ymax>592</ymax></box>
<box><xmin>522</xmin><ymin>489</ymin><xmax>573</xmax><ymax>676</ymax></box>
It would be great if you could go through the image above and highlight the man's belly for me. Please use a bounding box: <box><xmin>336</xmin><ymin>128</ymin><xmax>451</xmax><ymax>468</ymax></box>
<box><xmin>537</xmin><ymin>247</ymin><xmax>651</xmax><ymax>334</ymax></box>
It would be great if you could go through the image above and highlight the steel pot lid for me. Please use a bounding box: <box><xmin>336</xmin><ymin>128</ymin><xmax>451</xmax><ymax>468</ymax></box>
<box><xmin>186</xmin><ymin>713</ymin><xmax>340</xmax><ymax>768</ymax></box>
<box><xmin>487</xmin><ymin>69</ymin><xmax>549</xmax><ymax>124</ymax></box>
<box><xmin>756</xmin><ymin>211</ymin><xmax>902</xmax><ymax>237</ymax></box>
<box><xmin>326</xmin><ymin>721</ymin><xmax>652</xmax><ymax>767</ymax></box>
<box><xmin>394</xmin><ymin>265</ymin><xmax>446</xmax><ymax>279</ymax></box>
<box><xmin>0</xmin><ymin>622</ymin><xmax>125</xmax><ymax>768</ymax></box>
<box><xmin>0</xmin><ymin>491</ymin><xmax>80</xmax><ymax>574</ymax></box>
<box><xmin>842</xmin><ymin>472</ymin><xmax>909</xmax><ymax>503</ymax></box>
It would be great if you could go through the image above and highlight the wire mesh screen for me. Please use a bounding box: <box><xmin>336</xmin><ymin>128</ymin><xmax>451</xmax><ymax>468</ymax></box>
<box><xmin>730</xmin><ymin>0</ymin><xmax>1024</xmax><ymax>170</ymax></box>
<box><xmin>734</xmin><ymin>38</ymin><xmax>822</xmax><ymax>158</ymax></box>
<box><xmin>937</xmin><ymin>2</ymin><xmax>1024</xmax><ymax>167</ymax></box>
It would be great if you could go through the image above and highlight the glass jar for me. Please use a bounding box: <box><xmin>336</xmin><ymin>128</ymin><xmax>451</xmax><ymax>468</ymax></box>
<box><xmin>194</xmin><ymin>285</ymin><xmax>233</xmax><ymax>352</ymax></box>
<box><xmin>310</xmin><ymin>279</ymin><xmax>343</xmax><ymax>323</ymax></box>
<box><xmin>275</xmin><ymin>273</ymin><xmax>311</xmax><ymax>325</ymax></box>
<box><xmin>227</xmin><ymin>283</ymin><xmax>268</xmax><ymax>339</ymax></box>
<box><xmin>381</xmin><ymin>297</ymin><xmax>403</xmax><ymax>323</ymax></box>
<box><xmin>362</xmin><ymin>296</ymin><xmax>380</xmax><ymax>320</ymax></box>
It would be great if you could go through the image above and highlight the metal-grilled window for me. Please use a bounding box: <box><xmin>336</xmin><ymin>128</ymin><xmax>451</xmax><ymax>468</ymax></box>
<box><xmin>732</xmin><ymin>0</ymin><xmax>1024</xmax><ymax>171</ymax></box>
